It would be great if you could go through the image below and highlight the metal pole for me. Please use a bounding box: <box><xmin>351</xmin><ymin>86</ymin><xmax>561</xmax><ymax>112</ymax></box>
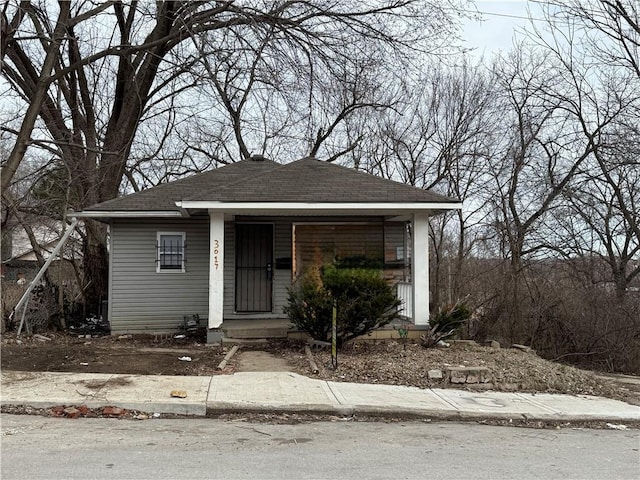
<box><xmin>331</xmin><ymin>300</ymin><xmax>338</xmax><ymax>369</ymax></box>
<box><xmin>17</xmin><ymin>295</ymin><xmax>31</xmax><ymax>336</ymax></box>
<box><xmin>15</xmin><ymin>218</ymin><xmax>79</xmax><ymax>336</ymax></box>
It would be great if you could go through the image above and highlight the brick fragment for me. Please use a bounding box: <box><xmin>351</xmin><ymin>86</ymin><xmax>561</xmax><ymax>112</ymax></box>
<box><xmin>102</xmin><ymin>406</ymin><xmax>126</xmax><ymax>416</ymax></box>
<box><xmin>63</xmin><ymin>406</ymin><xmax>81</xmax><ymax>418</ymax></box>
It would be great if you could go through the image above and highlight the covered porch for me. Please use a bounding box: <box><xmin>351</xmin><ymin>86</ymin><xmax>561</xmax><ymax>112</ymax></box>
<box><xmin>178</xmin><ymin>206</ymin><xmax>438</xmax><ymax>339</ymax></box>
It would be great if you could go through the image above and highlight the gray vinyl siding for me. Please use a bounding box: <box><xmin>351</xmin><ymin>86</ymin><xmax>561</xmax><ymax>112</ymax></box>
<box><xmin>109</xmin><ymin>218</ymin><xmax>209</xmax><ymax>333</ymax></box>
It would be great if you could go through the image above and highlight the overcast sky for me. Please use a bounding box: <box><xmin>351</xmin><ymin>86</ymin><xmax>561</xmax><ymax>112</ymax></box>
<box><xmin>461</xmin><ymin>0</ymin><xmax>542</xmax><ymax>57</ymax></box>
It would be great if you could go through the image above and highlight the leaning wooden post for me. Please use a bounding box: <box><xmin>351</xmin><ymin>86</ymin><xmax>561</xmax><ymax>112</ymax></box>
<box><xmin>217</xmin><ymin>344</ymin><xmax>239</xmax><ymax>370</ymax></box>
<box><xmin>331</xmin><ymin>300</ymin><xmax>338</xmax><ymax>369</ymax></box>
<box><xmin>304</xmin><ymin>345</ymin><xmax>319</xmax><ymax>374</ymax></box>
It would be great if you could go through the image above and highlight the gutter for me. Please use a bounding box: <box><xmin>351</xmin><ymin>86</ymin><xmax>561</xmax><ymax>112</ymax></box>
<box><xmin>73</xmin><ymin>210</ymin><xmax>183</xmax><ymax>218</ymax></box>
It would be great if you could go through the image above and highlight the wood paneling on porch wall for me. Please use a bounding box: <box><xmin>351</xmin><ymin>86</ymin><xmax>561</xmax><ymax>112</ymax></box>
<box><xmin>293</xmin><ymin>223</ymin><xmax>384</xmax><ymax>277</ymax></box>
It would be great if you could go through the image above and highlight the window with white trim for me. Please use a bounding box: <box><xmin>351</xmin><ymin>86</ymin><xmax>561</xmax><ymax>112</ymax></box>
<box><xmin>157</xmin><ymin>232</ymin><xmax>186</xmax><ymax>272</ymax></box>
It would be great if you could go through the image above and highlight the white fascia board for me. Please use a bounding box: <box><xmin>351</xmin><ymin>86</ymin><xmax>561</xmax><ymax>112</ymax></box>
<box><xmin>73</xmin><ymin>211</ymin><xmax>184</xmax><ymax>218</ymax></box>
<box><xmin>176</xmin><ymin>201</ymin><xmax>462</xmax><ymax>212</ymax></box>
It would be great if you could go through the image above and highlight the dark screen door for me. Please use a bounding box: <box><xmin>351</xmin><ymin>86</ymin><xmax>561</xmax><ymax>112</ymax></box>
<box><xmin>235</xmin><ymin>224</ymin><xmax>273</xmax><ymax>312</ymax></box>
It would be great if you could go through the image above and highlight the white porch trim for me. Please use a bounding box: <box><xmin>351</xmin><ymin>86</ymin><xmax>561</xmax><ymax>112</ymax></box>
<box><xmin>177</xmin><ymin>201</ymin><xmax>461</xmax><ymax>214</ymax></box>
<box><xmin>208</xmin><ymin>211</ymin><xmax>225</xmax><ymax>328</ymax></box>
<box><xmin>412</xmin><ymin>213</ymin><xmax>430</xmax><ymax>326</ymax></box>
<box><xmin>73</xmin><ymin>211</ymin><xmax>183</xmax><ymax>218</ymax></box>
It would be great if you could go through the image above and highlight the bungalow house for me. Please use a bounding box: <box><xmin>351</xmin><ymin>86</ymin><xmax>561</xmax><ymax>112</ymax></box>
<box><xmin>75</xmin><ymin>156</ymin><xmax>462</xmax><ymax>341</ymax></box>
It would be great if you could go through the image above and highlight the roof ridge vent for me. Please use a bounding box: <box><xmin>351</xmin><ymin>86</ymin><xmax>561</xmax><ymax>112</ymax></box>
<box><xmin>249</xmin><ymin>154</ymin><xmax>267</xmax><ymax>162</ymax></box>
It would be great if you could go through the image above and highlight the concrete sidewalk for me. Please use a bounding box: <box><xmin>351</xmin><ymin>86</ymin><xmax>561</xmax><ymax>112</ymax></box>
<box><xmin>2</xmin><ymin>370</ymin><xmax>639</xmax><ymax>423</ymax></box>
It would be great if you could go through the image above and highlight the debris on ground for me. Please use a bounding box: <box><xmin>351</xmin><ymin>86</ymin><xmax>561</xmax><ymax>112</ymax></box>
<box><xmin>606</xmin><ymin>423</ymin><xmax>629</xmax><ymax>430</ymax></box>
<box><xmin>69</xmin><ymin>315</ymin><xmax>110</xmax><ymax>336</ymax></box>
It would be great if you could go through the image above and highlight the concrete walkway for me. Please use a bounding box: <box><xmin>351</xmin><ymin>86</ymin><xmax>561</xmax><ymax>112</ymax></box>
<box><xmin>1</xmin><ymin>370</ymin><xmax>639</xmax><ymax>423</ymax></box>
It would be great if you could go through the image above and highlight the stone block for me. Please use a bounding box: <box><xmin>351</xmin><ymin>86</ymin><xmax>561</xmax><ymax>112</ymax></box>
<box><xmin>207</xmin><ymin>329</ymin><xmax>224</xmax><ymax>343</ymax></box>
<box><xmin>484</xmin><ymin>340</ymin><xmax>500</xmax><ymax>349</ymax></box>
<box><xmin>448</xmin><ymin>369</ymin><xmax>468</xmax><ymax>384</ymax></box>
<box><xmin>445</xmin><ymin>366</ymin><xmax>491</xmax><ymax>384</ymax></box>
<box><xmin>427</xmin><ymin>369</ymin><xmax>443</xmax><ymax>380</ymax></box>
<box><xmin>466</xmin><ymin>374</ymin><xmax>479</xmax><ymax>384</ymax></box>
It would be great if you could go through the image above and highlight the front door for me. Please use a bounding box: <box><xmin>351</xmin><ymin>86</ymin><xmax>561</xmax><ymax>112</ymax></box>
<box><xmin>235</xmin><ymin>223</ymin><xmax>273</xmax><ymax>312</ymax></box>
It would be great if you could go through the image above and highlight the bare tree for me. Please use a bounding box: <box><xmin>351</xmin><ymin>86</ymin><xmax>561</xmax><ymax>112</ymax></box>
<box><xmin>482</xmin><ymin>43</ymin><xmax>608</xmax><ymax>341</ymax></box>
<box><xmin>343</xmin><ymin>60</ymin><xmax>499</xmax><ymax>308</ymax></box>
<box><xmin>542</xmin><ymin>0</ymin><xmax>640</xmax><ymax>77</ymax></box>
<box><xmin>1</xmin><ymin>0</ymin><xmax>465</xmax><ymax>310</ymax></box>
<box><xmin>529</xmin><ymin>0</ymin><xmax>640</xmax><ymax>298</ymax></box>
<box><xmin>466</xmin><ymin>2</ymin><xmax>640</xmax><ymax>349</ymax></box>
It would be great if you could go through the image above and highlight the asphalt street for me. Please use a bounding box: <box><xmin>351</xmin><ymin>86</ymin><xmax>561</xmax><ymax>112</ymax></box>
<box><xmin>1</xmin><ymin>414</ymin><xmax>638</xmax><ymax>479</ymax></box>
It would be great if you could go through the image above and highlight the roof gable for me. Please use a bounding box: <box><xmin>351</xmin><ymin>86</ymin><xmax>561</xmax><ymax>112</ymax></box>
<box><xmin>82</xmin><ymin>157</ymin><xmax>458</xmax><ymax>213</ymax></box>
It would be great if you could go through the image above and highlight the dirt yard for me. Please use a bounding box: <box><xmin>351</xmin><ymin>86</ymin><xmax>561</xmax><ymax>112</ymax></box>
<box><xmin>1</xmin><ymin>333</ymin><xmax>227</xmax><ymax>376</ymax></box>
<box><xmin>2</xmin><ymin>332</ymin><xmax>638</xmax><ymax>406</ymax></box>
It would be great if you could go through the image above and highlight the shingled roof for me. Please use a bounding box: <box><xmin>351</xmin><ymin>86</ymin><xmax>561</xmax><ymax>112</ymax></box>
<box><xmin>82</xmin><ymin>157</ymin><xmax>458</xmax><ymax>214</ymax></box>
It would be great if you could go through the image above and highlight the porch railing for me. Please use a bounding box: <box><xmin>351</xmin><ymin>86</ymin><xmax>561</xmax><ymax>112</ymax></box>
<box><xmin>396</xmin><ymin>281</ymin><xmax>412</xmax><ymax>319</ymax></box>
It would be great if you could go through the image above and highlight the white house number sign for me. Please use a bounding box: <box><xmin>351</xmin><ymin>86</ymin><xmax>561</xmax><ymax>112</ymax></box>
<box><xmin>213</xmin><ymin>239</ymin><xmax>220</xmax><ymax>270</ymax></box>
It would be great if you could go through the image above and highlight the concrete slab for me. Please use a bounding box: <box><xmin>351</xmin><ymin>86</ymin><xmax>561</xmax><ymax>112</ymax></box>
<box><xmin>327</xmin><ymin>381</ymin><xmax>457</xmax><ymax>416</ymax></box>
<box><xmin>0</xmin><ymin>371</ymin><xmax>115</xmax><ymax>408</ymax></box>
<box><xmin>430</xmin><ymin>389</ymin><xmax>640</xmax><ymax>421</ymax></box>
<box><xmin>207</xmin><ymin>372</ymin><xmax>340</xmax><ymax>413</ymax></box>
<box><xmin>235</xmin><ymin>351</ymin><xmax>293</xmax><ymax>372</ymax></box>
<box><xmin>517</xmin><ymin>392</ymin><xmax>640</xmax><ymax>421</ymax></box>
<box><xmin>431</xmin><ymin>389</ymin><xmax>558</xmax><ymax>419</ymax></box>
<box><xmin>0</xmin><ymin>371</ymin><xmax>209</xmax><ymax>416</ymax></box>
<box><xmin>98</xmin><ymin>374</ymin><xmax>210</xmax><ymax>416</ymax></box>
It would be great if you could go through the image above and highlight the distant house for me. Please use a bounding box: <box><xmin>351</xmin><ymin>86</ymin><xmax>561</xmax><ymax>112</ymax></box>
<box><xmin>76</xmin><ymin>157</ymin><xmax>461</xmax><ymax>340</ymax></box>
<box><xmin>1</xmin><ymin>219</ymin><xmax>80</xmax><ymax>284</ymax></box>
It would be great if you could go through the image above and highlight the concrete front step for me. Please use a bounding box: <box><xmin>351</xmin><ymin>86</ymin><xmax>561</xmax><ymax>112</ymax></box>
<box><xmin>222</xmin><ymin>327</ymin><xmax>289</xmax><ymax>339</ymax></box>
<box><xmin>221</xmin><ymin>338</ymin><xmax>268</xmax><ymax>345</ymax></box>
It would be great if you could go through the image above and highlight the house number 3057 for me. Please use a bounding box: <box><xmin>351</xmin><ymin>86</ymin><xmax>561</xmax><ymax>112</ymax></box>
<box><xmin>213</xmin><ymin>239</ymin><xmax>220</xmax><ymax>270</ymax></box>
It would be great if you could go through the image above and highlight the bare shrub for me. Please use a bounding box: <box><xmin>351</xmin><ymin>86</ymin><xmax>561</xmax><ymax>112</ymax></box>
<box><xmin>1</xmin><ymin>283</ymin><xmax>59</xmax><ymax>333</ymax></box>
<box><xmin>465</xmin><ymin>259</ymin><xmax>640</xmax><ymax>374</ymax></box>
<box><xmin>1</xmin><ymin>283</ymin><xmax>27</xmax><ymax>331</ymax></box>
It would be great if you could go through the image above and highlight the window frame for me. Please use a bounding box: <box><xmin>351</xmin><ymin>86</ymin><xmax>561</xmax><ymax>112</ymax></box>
<box><xmin>156</xmin><ymin>231</ymin><xmax>186</xmax><ymax>273</ymax></box>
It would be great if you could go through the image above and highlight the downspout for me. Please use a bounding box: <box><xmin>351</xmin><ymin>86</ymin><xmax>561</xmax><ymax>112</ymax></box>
<box><xmin>13</xmin><ymin>218</ymin><xmax>80</xmax><ymax>336</ymax></box>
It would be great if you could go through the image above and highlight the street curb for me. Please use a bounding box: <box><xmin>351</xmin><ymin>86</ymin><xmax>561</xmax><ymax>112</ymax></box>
<box><xmin>203</xmin><ymin>403</ymin><xmax>640</xmax><ymax>424</ymax></box>
<box><xmin>1</xmin><ymin>399</ymin><xmax>207</xmax><ymax>416</ymax></box>
<box><xmin>3</xmin><ymin>399</ymin><xmax>640</xmax><ymax>425</ymax></box>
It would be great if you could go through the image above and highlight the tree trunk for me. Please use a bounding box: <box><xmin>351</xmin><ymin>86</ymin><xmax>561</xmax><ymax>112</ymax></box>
<box><xmin>81</xmin><ymin>220</ymin><xmax>109</xmax><ymax>316</ymax></box>
<box><xmin>1</xmin><ymin>2</ymin><xmax>70</xmax><ymax>191</ymax></box>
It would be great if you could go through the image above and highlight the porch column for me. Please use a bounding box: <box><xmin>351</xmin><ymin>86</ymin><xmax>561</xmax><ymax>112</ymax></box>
<box><xmin>412</xmin><ymin>213</ymin><xmax>430</xmax><ymax>326</ymax></box>
<box><xmin>208</xmin><ymin>211</ymin><xmax>225</xmax><ymax>328</ymax></box>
